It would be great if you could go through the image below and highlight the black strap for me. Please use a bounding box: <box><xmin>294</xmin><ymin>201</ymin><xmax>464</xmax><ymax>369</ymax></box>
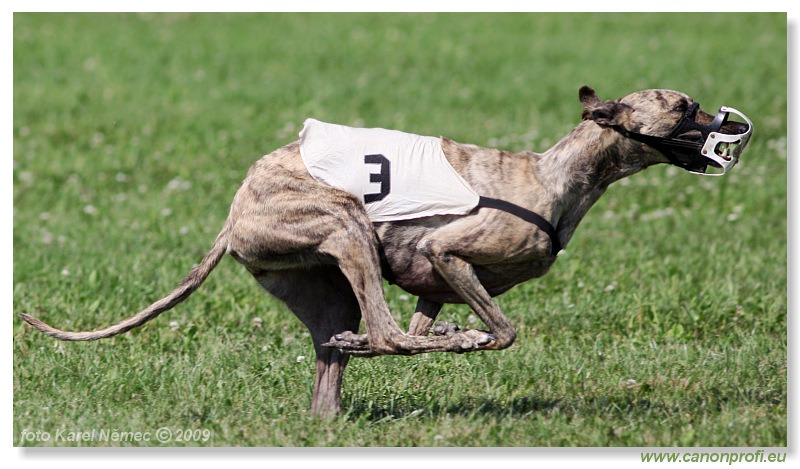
<box><xmin>611</xmin><ymin>125</ymin><xmax>710</xmax><ymax>174</ymax></box>
<box><xmin>478</xmin><ymin>196</ymin><xmax>562</xmax><ymax>256</ymax></box>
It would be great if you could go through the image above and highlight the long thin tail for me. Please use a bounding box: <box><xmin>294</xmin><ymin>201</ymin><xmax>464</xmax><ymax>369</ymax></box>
<box><xmin>19</xmin><ymin>224</ymin><xmax>230</xmax><ymax>341</ymax></box>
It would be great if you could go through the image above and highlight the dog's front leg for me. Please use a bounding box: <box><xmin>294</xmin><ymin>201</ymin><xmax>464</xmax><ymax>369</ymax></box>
<box><xmin>418</xmin><ymin>241</ymin><xmax>516</xmax><ymax>350</ymax></box>
<box><xmin>407</xmin><ymin>298</ymin><xmax>443</xmax><ymax>336</ymax></box>
<box><xmin>321</xmin><ymin>228</ymin><xmax>496</xmax><ymax>356</ymax></box>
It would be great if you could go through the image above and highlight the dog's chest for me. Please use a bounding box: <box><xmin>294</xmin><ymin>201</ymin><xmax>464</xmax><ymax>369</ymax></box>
<box><xmin>299</xmin><ymin>119</ymin><xmax>480</xmax><ymax>222</ymax></box>
<box><xmin>388</xmin><ymin>252</ymin><xmax>555</xmax><ymax>303</ymax></box>
<box><xmin>375</xmin><ymin>222</ymin><xmax>556</xmax><ymax>302</ymax></box>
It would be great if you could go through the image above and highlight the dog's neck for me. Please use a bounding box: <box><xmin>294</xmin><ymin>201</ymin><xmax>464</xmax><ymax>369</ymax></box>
<box><xmin>535</xmin><ymin>121</ymin><xmax>648</xmax><ymax>248</ymax></box>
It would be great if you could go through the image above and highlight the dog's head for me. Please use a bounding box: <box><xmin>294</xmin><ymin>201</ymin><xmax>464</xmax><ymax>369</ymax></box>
<box><xmin>579</xmin><ymin>86</ymin><xmax>753</xmax><ymax>176</ymax></box>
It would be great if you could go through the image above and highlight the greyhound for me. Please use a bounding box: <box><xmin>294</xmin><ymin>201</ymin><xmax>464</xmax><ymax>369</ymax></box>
<box><xmin>20</xmin><ymin>86</ymin><xmax>753</xmax><ymax>417</ymax></box>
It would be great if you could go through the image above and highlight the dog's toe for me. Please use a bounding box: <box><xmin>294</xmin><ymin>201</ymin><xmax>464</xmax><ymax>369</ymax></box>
<box><xmin>451</xmin><ymin>329</ymin><xmax>496</xmax><ymax>352</ymax></box>
<box><xmin>432</xmin><ymin>322</ymin><xmax>461</xmax><ymax>336</ymax></box>
<box><xmin>478</xmin><ymin>332</ymin><xmax>497</xmax><ymax>345</ymax></box>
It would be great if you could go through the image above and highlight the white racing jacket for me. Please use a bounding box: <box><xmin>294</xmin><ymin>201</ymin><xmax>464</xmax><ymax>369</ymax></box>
<box><xmin>298</xmin><ymin>118</ymin><xmax>480</xmax><ymax>222</ymax></box>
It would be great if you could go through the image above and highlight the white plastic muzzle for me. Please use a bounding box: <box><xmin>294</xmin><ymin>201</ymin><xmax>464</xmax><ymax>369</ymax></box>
<box><xmin>698</xmin><ymin>106</ymin><xmax>754</xmax><ymax>176</ymax></box>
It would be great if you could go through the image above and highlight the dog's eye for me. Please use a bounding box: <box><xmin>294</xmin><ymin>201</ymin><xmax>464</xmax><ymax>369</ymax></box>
<box><xmin>674</xmin><ymin>103</ymin><xmax>688</xmax><ymax>113</ymax></box>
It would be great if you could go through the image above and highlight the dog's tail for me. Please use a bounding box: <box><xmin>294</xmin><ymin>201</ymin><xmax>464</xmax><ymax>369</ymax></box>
<box><xmin>19</xmin><ymin>223</ymin><xmax>231</xmax><ymax>341</ymax></box>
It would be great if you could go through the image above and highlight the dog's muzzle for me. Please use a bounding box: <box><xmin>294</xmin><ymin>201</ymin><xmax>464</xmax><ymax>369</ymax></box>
<box><xmin>614</xmin><ymin>103</ymin><xmax>754</xmax><ymax>176</ymax></box>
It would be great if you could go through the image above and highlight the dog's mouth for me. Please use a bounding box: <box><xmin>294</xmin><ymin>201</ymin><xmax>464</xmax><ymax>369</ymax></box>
<box><xmin>673</xmin><ymin>129</ymin><xmax>704</xmax><ymax>144</ymax></box>
<box><xmin>694</xmin><ymin>108</ymin><xmax>752</xmax><ymax>174</ymax></box>
<box><xmin>713</xmin><ymin>121</ymin><xmax>752</xmax><ymax>162</ymax></box>
<box><xmin>673</xmin><ymin>119</ymin><xmax>749</xmax><ymax>164</ymax></box>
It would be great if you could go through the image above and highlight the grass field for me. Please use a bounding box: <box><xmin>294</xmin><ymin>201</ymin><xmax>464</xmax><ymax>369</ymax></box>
<box><xmin>12</xmin><ymin>13</ymin><xmax>787</xmax><ymax>447</ymax></box>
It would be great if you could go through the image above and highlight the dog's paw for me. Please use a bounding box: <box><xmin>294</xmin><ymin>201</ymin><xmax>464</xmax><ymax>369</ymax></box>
<box><xmin>322</xmin><ymin>331</ymin><xmax>374</xmax><ymax>355</ymax></box>
<box><xmin>432</xmin><ymin>321</ymin><xmax>461</xmax><ymax>336</ymax></box>
<box><xmin>454</xmin><ymin>329</ymin><xmax>497</xmax><ymax>352</ymax></box>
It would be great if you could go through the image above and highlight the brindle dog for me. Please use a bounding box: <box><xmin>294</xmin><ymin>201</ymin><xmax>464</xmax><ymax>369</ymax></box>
<box><xmin>20</xmin><ymin>86</ymin><xmax>749</xmax><ymax>416</ymax></box>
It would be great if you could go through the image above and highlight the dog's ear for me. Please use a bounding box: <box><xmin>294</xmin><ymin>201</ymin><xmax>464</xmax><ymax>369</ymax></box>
<box><xmin>586</xmin><ymin>101</ymin><xmax>633</xmax><ymax>126</ymax></box>
<box><xmin>579</xmin><ymin>85</ymin><xmax>602</xmax><ymax>110</ymax></box>
<box><xmin>580</xmin><ymin>86</ymin><xmax>632</xmax><ymax>127</ymax></box>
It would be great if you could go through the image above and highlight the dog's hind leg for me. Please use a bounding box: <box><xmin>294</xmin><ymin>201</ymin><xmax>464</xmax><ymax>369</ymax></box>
<box><xmin>253</xmin><ymin>266</ymin><xmax>361</xmax><ymax>417</ymax></box>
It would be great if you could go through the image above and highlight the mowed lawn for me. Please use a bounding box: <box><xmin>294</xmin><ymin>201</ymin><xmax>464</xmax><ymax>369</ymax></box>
<box><xmin>13</xmin><ymin>13</ymin><xmax>786</xmax><ymax>447</ymax></box>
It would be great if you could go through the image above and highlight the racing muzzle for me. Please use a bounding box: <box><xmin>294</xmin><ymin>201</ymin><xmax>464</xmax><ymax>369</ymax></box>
<box><xmin>613</xmin><ymin>102</ymin><xmax>753</xmax><ymax>176</ymax></box>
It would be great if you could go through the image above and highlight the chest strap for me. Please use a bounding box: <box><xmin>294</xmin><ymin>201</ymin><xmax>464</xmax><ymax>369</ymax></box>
<box><xmin>477</xmin><ymin>196</ymin><xmax>562</xmax><ymax>256</ymax></box>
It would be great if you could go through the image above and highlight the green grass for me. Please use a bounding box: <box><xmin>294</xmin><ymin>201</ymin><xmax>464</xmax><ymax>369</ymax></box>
<box><xmin>13</xmin><ymin>13</ymin><xmax>786</xmax><ymax>447</ymax></box>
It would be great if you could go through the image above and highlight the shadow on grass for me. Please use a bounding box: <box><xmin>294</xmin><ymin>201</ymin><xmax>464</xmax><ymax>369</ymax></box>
<box><xmin>347</xmin><ymin>388</ymin><xmax>785</xmax><ymax>422</ymax></box>
<box><xmin>348</xmin><ymin>395</ymin><xmax>564</xmax><ymax>421</ymax></box>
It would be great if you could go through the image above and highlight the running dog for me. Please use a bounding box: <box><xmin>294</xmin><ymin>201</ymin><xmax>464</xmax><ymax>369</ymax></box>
<box><xmin>20</xmin><ymin>86</ymin><xmax>753</xmax><ymax>416</ymax></box>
